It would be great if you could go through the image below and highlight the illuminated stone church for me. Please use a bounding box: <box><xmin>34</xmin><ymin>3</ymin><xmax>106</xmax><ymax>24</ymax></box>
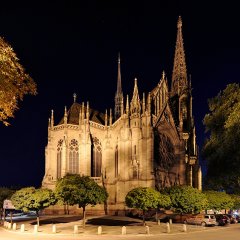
<box><xmin>42</xmin><ymin>17</ymin><xmax>201</xmax><ymax>213</ymax></box>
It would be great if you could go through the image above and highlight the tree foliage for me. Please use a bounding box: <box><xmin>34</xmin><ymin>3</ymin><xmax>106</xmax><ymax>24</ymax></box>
<box><xmin>202</xmin><ymin>83</ymin><xmax>240</xmax><ymax>191</ymax></box>
<box><xmin>230</xmin><ymin>194</ymin><xmax>240</xmax><ymax>210</ymax></box>
<box><xmin>0</xmin><ymin>37</ymin><xmax>37</xmax><ymax>125</ymax></box>
<box><xmin>11</xmin><ymin>187</ymin><xmax>56</xmax><ymax>226</ymax></box>
<box><xmin>163</xmin><ymin>185</ymin><xmax>207</xmax><ymax>213</ymax></box>
<box><xmin>125</xmin><ymin>187</ymin><xmax>171</xmax><ymax>224</ymax></box>
<box><xmin>204</xmin><ymin>190</ymin><xmax>234</xmax><ymax>211</ymax></box>
<box><xmin>55</xmin><ymin>174</ymin><xmax>108</xmax><ymax>227</ymax></box>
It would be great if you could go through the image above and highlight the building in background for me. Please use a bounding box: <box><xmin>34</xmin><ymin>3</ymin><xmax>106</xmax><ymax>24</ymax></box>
<box><xmin>42</xmin><ymin>17</ymin><xmax>201</xmax><ymax>214</ymax></box>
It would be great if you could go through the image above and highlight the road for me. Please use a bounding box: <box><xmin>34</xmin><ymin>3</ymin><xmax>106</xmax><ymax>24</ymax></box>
<box><xmin>0</xmin><ymin>224</ymin><xmax>240</xmax><ymax>240</ymax></box>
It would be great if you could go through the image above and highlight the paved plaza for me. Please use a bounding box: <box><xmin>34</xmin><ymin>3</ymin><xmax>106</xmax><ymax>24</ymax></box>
<box><xmin>1</xmin><ymin>215</ymin><xmax>216</xmax><ymax>236</ymax></box>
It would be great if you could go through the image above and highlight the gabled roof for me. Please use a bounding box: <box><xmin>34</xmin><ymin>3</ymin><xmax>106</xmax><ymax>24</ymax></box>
<box><xmin>58</xmin><ymin>102</ymin><xmax>105</xmax><ymax>125</ymax></box>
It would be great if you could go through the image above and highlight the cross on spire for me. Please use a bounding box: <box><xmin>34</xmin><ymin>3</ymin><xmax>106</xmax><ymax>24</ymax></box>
<box><xmin>73</xmin><ymin>93</ymin><xmax>77</xmax><ymax>103</ymax></box>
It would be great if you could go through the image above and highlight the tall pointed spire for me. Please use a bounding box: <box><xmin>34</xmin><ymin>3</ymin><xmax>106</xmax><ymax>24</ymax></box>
<box><xmin>114</xmin><ymin>53</ymin><xmax>124</xmax><ymax>120</ymax></box>
<box><xmin>171</xmin><ymin>16</ymin><xmax>187</xmax><ymax>96</ymax></box>
<box><xmin>117</xmin><ymin>53</ymin><xmax>122</xmax><ymax>94</ymax></box>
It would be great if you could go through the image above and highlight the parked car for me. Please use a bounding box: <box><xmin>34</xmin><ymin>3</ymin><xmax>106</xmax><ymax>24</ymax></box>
<box><xmin>215</xmin><ymin>214</ymin><xmax>230</xmax><ymax>226</ymax></box>
<box><xmin>233</xmin><ymin>214</ymin><xmax>240</xmax><ymax>223</ymax></box>
<box><xmin>185</xmin><ymin>214</ymin><xmax>216</xmax><ymax>227</ymax></box>
<box><xmin>226</xmin><ymin>214</ymin><xmax>238</xmax><ymax>224</ymax></box>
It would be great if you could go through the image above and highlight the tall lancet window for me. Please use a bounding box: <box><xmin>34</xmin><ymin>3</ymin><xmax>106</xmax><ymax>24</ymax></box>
<box><xmin>91</xmin><ymin>137</ymin><xmax>102</xmax><ymax>177</ymax></box>
<box><xmin>68</xmin><ymin>139</ymin><xmax>79</xmax><ymax>174</ymax></box>
<box><xmin>115</xmin><ymin>145</ymin><xmax>118</xmax><ymax>177</ymax></box>
<box><xmin>57</xmin><ymin>139</ymin><xmax>63</xmax><ymax>179</ymax></box>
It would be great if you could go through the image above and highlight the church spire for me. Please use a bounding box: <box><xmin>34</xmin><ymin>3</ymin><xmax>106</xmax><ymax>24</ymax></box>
<box><xmin>171</xmin><ymin>16</ymin><xmax>187</xmax><ymax>96</ymax></box>
<box><xmin>130</xmin><ymin>78</ymin><xmax>141</xmax><ymax>115</ymax></box>
<box><xmin>114</xmin><ymin>53</ymin><xmax>124</xmax><ymax>120</ymax></box>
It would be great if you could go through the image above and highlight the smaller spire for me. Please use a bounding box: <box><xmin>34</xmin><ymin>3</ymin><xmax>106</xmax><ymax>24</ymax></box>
<box><xmin>64</xmin><ymin>106</ymin><xmax>67</xmax><ymax>124</ymax></box>
<box><xmin>82</xmin><ymin>102</ymin><xmax>85</xmax><ymax>121</ymax></box>
<box><xmin>126</xmin><ymin>94</ymin><xmax>129</xmax><ymax>115</ymax></box>
<box><xmin>73</xmin><ymin>93</ymin><xmax>77</xmax><ymax>103</ymax></box>
<box><xmin>147</xmin><ymin>92</ymin><xmax>151</xmax><ymax>114</ymax></box>
<box><xmin>48</xmin><ymin>118</ymin><xmax>51</xmax><ymax>128</ymax></box>
<box><xmin>110</xmin><ymin>108</ymin><xmax>112</xmax><ymax>126</ymax></box>
<box><xmin>51</xmin><ymin>109</ymin><xmax>54</xmax><ymax>128</ymax></box>
<box><xmin>189</xmin><ymin>74</ymin><xmax>192</xmax><ymax>89</ymax></box>
<box><xmin>105</xmin><ymin>109</ymin><xmax>108</xmax><ymax>127</ymax></box>
<box><xmin>121</xmin><ymin>97</ymin><xmax>124</xmax><ymax>116</ymax></box>
<box><xmin>130</xmin><ymin>78</ymin><xmax>141</xmax><ymax>115</ymax></box>
<box><xmin>79</xmin><ymin>107</ymin><xmax>82</xmax><ymax>125</ymax></box>
<box><xmin>162</xmin><ymin>70</ymin><xmax>165</xmax><ymax>80</ymax></box>
<box><xmin>86</xmin><ymin>101</ymin><xmax>89</xmax><ymax>123</ymax></box>
<box><xmin>142</xmin><ymin>92</ymin><xmax>146</xmax><ymax>113</ymax></box>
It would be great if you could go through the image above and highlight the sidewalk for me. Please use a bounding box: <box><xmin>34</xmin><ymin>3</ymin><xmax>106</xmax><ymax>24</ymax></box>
<box><xmin>2</xmin><ymin>215</ymin><xmax>210</xmax><ymax>236</ymax></box>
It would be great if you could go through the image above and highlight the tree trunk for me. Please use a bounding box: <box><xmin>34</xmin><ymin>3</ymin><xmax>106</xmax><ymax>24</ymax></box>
<box><xmin>10</xmin><ymin>211</ymin><xmax>13</xmax><ymax>226</ymax></box>
<box><xmin>64</xmin><ymin>204</ymin><xmax>67</xmax><ymax>215</ymax></box>
<box><xmin>83</xmin><ymin>205</ymin><xmax>86</xmax><ymax>228</ymax></box>
<box><xmin>67</xmin><ymin>204</ymin><xmax>69</xmax><ymax>215</ymax></box>
<box><xmin>142</xmin><ymin>210</ymin><xmax>145</xmax><ymax>226</ymax></box>
<box><xmin>36</xmin><ymin>211</ymin><xmax>40</xmax><ymax>227</ymax></box>
<box><xmin>101</xmin><ymin>172</ymin><xmax>108</xmax><ymax>215</ymax></box>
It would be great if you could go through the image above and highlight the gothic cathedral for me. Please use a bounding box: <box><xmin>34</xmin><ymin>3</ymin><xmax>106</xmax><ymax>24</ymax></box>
<box><xmin>42</xmin><ymin>17</ymin><xmax>202</xmax><ymax>213</ymax></box>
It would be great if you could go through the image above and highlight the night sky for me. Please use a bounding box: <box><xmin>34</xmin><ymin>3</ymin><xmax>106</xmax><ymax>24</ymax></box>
<box><xmin>0</xmin><ymin>1</ymin><xmax>239</xmax><ymax>187</ymax></box>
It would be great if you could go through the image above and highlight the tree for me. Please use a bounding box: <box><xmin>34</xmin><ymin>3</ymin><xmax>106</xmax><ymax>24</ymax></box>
<box><xmin>204</xmin><ymin>190</ymin><xmax>234</xmax><ymax>212</ymax></box>
<box><xmin>229</xmin><ymin>194</ymin><xmax>240</xmax><ymax>210</ymax></box>
<box><xmin>0</xmin><ymin>37</ymin><xmax>37</xmax><ymax>125</ymax></box>
<box><xmin>11</xmin><ymin>187</ymin><xmax>56</xmax><ymax>226</ymax></box>
<box><xmin>202</xmin><ymin>83</ymin><xmax>240</xmax><ymax>192</ymax></box>
<box><xmin>55</xmin><ymin>174</ymin><xmax>108</xmax><ymax>228</ymax></box>
<box><xmin>163</xmin><ymin>185</ymin><xmax>207</xmax><ymax>214</ymax></box>
<box><xmin>125</xmin><ymin>187</ymin><xmax>171</xmax><ymax>225</ymax></box>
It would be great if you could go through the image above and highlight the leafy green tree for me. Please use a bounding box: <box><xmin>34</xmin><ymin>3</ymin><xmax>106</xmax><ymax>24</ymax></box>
<box><xmin>55</xmin><ymin>174</ymin><xmax>108</xmax><ymax>228</ymax></box>
<box><xmin>202</xmin><ymin>83</ymin><xmax>240</xmax><ymax>192</ymax></box>
<box><xmin>11</xmin><ymin>187</ymin><xmax>56</xmax><ymax>226</ymax></box>
<box><xmin>163</xmin><ymin>185</ymin><xmax>207</xmax><ymax>213</ymax></box>
<box><xmin>229</xmin><ymin>194</ymin><xmax>240</xmax><ymax>210</ymax></box>
<box><xmin>0</xmin><ymin>37</ymin><xmax>37</xmax><ymax>125</ymax></box>
<box><xmin>204</xmin><ymin>190</ymin><xmax>234</xmax><ymax>212</ymax></box>
<box><xmin>125</xmin><ymin>187</ymin><xmax>170</xmax><ymax>225</ymax></box>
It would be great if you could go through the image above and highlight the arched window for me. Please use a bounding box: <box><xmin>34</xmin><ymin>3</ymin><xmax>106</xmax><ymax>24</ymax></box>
<box><xmin>91</xmin><ymin>137</ymin><xmax>102</xmax><ymax>177</ymax></box>
<box><xmin>115</xmin><ymin>145</ymin><xmax>118</xmax><ymax>177</ymax></box>
<box><xmin>57</xmin><ymin>139</ymin><xmax>63</xmax><ymax>179</ymax></box>
<box><xmin>68</xmin><ymin>139</ymin><xmax>79</xmax><ymax>174</ymax></box>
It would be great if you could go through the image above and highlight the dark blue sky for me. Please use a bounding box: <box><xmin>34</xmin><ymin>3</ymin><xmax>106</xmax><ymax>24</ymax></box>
<box><xmin>0</xmin><ymin>1</ymin><xmax>239</xmax><ymax>187</ymax></box>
